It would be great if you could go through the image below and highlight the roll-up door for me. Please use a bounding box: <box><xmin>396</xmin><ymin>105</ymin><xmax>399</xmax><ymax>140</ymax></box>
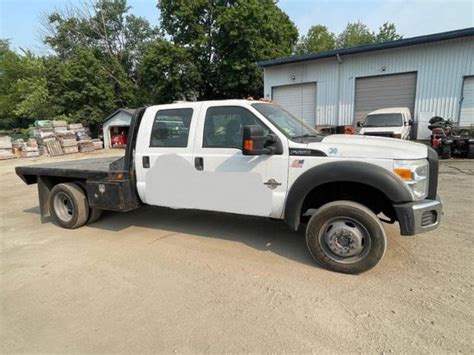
<box><xmin>354</xmin><ymin>72</ymin><xmax>417</xmax><ymax>123</ymax></box>
<box><xmin>459</xmin><ymin>76</ymin><xmax>474</xmax><ymax>126</ymax></box>
<box><xmin>272</xmin><ymin>83</ymin><xmax>317</xmax><ymax>127</ymax></box>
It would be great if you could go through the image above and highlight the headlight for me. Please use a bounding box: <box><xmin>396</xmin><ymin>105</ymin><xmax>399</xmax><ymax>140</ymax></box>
<box><xmin>393</xmin><ymin>159</ymin><xmax>429</xmax><ymax>200</ymax></box>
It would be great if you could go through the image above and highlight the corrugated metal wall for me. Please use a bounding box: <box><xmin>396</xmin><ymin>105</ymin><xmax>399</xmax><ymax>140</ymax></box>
<box><xmin>263</xmin><ymin>37</ymin><xmax>474</xmax><ymax>126</ymax></box>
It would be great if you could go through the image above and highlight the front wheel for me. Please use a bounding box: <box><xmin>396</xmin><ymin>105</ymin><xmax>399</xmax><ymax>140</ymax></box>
<box><xmin>306</xmin><ymin>201</ymin><xmax>387</xmax><ymax>274</ymax></box>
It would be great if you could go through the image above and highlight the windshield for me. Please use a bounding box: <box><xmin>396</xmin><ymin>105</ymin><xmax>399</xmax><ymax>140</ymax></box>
<box><xmin>363</xmin><ymin>113</ymin><xmax>403</xmax><ymax>127</ymax></box>
<box><xmin>252</xmin><ymin>103</ymin><xmax>320</xmax><ymax>139</ymax></box>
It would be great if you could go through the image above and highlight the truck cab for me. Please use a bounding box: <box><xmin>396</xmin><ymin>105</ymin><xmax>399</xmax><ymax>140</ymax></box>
<box><xmin>16</xmin><ymin>100</ymin><xmax>442</xmax><ymax>274</ymax></box>
<box><xmin>358</xmin><ymin>107</ymin><xmax>413</xmax><ymax>139</ymax></box>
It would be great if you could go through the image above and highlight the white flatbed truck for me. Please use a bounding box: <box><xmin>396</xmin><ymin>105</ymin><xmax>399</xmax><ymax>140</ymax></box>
<box><xmin>16</xmin><ymin>100</ymin><xmax>442</xmax><ymax>274</ymax></box>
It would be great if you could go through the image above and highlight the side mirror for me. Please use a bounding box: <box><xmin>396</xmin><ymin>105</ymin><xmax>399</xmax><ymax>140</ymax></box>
<box><xmin>357</xmin><ymin>121</ymin><xmax>361</xmax><ymax>127</ymax></box>
<box><xmin>242</xmin><ymin>125</ymin><xmax>269</xmax><ymax>155</ymax></box>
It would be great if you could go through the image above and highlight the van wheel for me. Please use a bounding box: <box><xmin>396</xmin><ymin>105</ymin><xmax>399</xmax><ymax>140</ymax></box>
<box><xmin>49</xmin><ymin>183</ymin><xmax>89</xmax><ymax>229</ymax></box>
<box><xmin>88</xmin><ymin>208</ymin><xmax>103</xmax><ymax>224</ymax></box>
<box><xmin>306</xmin><ymin>201</ymin><xmax>387</xmax><ymax>274</ymax></box>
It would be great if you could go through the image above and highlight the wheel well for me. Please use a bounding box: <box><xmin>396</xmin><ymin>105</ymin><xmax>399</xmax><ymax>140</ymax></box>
<box><xmin>300</xmin><ymin>182</ymin><xmax>396</xmax><ymax>223</ymax></box>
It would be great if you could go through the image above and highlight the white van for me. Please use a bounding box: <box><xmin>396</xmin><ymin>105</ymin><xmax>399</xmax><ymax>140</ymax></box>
<box><xmin>358</xmin><ymin>107</ymin><xmax>413</xmax><ymax>140</ymax></box>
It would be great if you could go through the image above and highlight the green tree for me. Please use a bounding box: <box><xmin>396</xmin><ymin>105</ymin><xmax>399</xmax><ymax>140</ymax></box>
<box><xmin>214</xmin><ymin>0</ymin><xmax>299</xmax><ymax>98</ymax></box>
<box><xmin>295</xmin><ymin>25</ymin><xmax>336</xmax><ymax>54</ymax></box>
<box><xmin>138</xmin><ymin>40</ymin><xmax>200</xmax><ymax>103</ymax></box>
<box><xmin>376</xmin><ymin>22</ymin><xmax>403</xmax><ymax>43</ymax></box>
<box><xmin>157</xmin><ymin>0</ymin><xmax>298</xmax><ymax>99</ymax></box>
<box><xmin>336</xmin><ymin>22</ymin><xmax>376</xmax><ymax>48</ymax></box>
<box><xmin>44</xmin><ymin>0</ymin><xmax>160</xmax><ymax>107</ymax></box>
<box><xmin>0</xmin><ymin>40</ymin><xmax>52</xmax><ymax>128</ymax></box>
<box><xmin>44</xmin><ymin>50</ymin><xmax>117</xmax><ymax>127</ymax></box>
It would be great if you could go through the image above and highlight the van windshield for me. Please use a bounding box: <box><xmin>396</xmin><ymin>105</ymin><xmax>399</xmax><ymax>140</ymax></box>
<box><xmin>363</xmin><ymin>113</ymin><xmax>403</xmax><ymax>127</ymax></box>
<box><xmin>252</xmin><ymin>103</ymin><xmax>321</xmax><ymax>140</ymax></box>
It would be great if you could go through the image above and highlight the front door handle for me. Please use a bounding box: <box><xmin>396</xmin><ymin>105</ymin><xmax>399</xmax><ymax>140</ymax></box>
<box><xmin>195</xmin><ymin>157</ymin><xmax>204</xmax><ymax>171</ymax></box>
<box><xmin>142</xmin><ymin>156</ymin><xmax>150</xmax><ymax>169</ymax></box>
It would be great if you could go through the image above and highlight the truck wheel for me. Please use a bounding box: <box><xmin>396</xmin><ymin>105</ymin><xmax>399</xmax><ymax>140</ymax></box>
<box><xmin>306</xmin><ymin>201</ymin><xmax>387</xmax><ymax>274</ymax></box>
<box><xmin>440</xmin><ymin>144</ymin><xmax>451</xmax><ymax>159</ymax></box>
<box><xmin>88</xmin><ymin>208</ymin><xmax>102</xmax><ymax>224</ymax></box>
<box><xmin>49</xmin><ymin>183</ymin><xmax>89</xmax><ymax>229</ymax></box>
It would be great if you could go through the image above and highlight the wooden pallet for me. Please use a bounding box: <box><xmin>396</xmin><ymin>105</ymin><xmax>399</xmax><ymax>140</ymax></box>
<box><xmin>46</xmin><ymin>141</ymin><xmax>64</xmax><ymax>156</ymax></box>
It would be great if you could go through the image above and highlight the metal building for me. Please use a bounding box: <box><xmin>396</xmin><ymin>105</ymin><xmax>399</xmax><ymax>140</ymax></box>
<box><xmin>258</xmin><ymin>28</ymin><xmax>474</xmax><ymax>138</ymax></box>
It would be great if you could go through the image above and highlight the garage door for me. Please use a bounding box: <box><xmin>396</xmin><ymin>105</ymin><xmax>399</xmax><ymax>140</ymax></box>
<box><xmin>354</xmin><ymin>72</ymin><xmax>417</xmax><ymax>123</ymax></box>
<box><xmin>459</xmin><ymin>76</ymin><xmax>474</xmax><ymax>126</ymax></box>
<box><xmin>272</xmin><ymin>83</ymin><xmax>317</xmax><ymax>127</ymax></box>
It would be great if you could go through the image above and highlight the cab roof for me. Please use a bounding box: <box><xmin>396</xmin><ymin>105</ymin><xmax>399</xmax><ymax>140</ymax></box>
<box><xmin>148</xmin><ymin>99</ymin><xmax>271</xmax><ymax>109</ymax></box>
<box><xmin>368</xmin><ymin>107</ymin><xmax>410</xmax><ymax>115</ymax></box>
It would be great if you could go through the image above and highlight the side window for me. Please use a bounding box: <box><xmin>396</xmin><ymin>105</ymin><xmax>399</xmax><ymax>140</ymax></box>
<box><xmin>203</xmin><ymin>106</ymin><xmax>269</xmax><ymax>148</ymax></box>
<box><xmin>150</xmin><ymin>108</ymin><xmax>193</xmax><ymax>147</ymax></box>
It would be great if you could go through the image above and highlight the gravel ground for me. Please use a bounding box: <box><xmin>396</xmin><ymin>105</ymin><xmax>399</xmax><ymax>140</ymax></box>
<box><xmin>1</xmin><ymin>150</ymin><xmax>473</xmax><ymax>353</ymax></box>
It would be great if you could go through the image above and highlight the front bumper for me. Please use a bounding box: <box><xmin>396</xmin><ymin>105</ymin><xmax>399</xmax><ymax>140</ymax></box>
<box><xmin>394</xmin><ymin>195</ymin><xmax>443</xmax><ymax>236</ymax></box>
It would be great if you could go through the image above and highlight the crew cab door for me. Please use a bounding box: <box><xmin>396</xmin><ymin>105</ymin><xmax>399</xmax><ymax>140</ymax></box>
<box><xmin>191</xmin><ymin>103</ymin><xmax>289</xmax><ymax>218</ymax></box>
<box><xmin>135</xmin><ymin>103</ymin><xmax>201</xmax><ymax>207</ymax></box>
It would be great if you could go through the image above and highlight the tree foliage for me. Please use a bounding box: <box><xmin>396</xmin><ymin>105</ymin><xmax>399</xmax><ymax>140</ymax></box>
<box><xmin>376</xmin><ymin>22</ymin><xmax>403</xmax><ymax>43</ymax></box>
<box><xmin>139</xmin><ymin>40</ymin><xmax>200</xmax><ymax>103</ymax></box>
<box><xmin>44</xmin><ymin>50</ymin><xmax>117</xmax><ymax>126</ymax></box>
<box><xmin>336</xmin><ymin>21</ymin><xmax>376</xmax><ymax>48</ymax></box>
<box><xmin>295</xmin><ymin>25</ymin><xmax>336</xmax><ymax>54</ymax></box>
<box><xmin>157</xmin><ymin>0</ymin><xmax>298</xmax><ymax>99</ymax></box>
<box><xmin>44</xmin><ymin>0</ymin><xmax>160</xmax><ymax>108</ymax></box>
<box><xmin>335</xmin><ymin>21</ymin><xmax>402</xmax><ymax>49</ymax></box>
<box><xmin>0</xmin><ymin>40</ymin><xmax>52</xmax><ymax>128</ymax></box>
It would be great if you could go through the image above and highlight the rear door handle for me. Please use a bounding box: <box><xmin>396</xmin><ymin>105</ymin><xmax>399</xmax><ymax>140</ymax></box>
<box><xmin>143</xmin><ymin>156</ymin><xmax>150</xmax><ymax>169</ymax></box>
<box><xmin>195</xmin><ymin>157</ymin><xmax>204</xmax><ymax>171</ymax></box>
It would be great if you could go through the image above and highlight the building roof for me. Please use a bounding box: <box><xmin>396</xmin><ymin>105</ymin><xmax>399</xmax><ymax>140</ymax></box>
<box><xmin>103</xmin><ymin>108</ymin><xmax>137</xmax><ymax>123</ymax></box>
<box><xmin>257</xmin><ymin>27</ymin><xmax>474</xmax><ymax>68</ymax></box>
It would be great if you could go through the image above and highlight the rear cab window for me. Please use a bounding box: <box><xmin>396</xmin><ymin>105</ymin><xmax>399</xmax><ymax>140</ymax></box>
<box><xmin>150</xmin><ymin>108</ymin><xmax>193</xmax><ymax>147</ymax></box>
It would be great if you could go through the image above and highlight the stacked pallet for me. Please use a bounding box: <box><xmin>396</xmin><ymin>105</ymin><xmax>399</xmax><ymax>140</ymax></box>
<box><xmin>92</xmin><ymin>138</ymin><xmax>104</xmax><ymax>150</ymax></box>
<box><xmin>56</xmin><ymin>127</ymin><xmax>79</xmax><ymax>155</ymax></box>
<box><xmin>69</xmin><ymin>123</ymin><xmax>95</xmax><ymax>152</ymax></box>
<box><xmin>0</xmin><ymin>136</ymin><xmax>15</xmax><ymax>160</ymax></box>
<box><xmin>21</xmin><ymin>138</ymin><xmax>40</xmax><ymax>158</ymax></box>
<box><xmin>31</xmin><ymin>121</ymin><xmax>57</xmax><ymax>155</ymax></box>
<box><xmin>21</xmin><ymin>120</ymin><xmax>104</xmax><ymax>158</ymax></box>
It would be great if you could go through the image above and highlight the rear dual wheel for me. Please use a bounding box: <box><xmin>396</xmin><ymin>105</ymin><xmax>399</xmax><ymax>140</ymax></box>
<box><xmin>306</xmin><ymin>201</ymin><xmax>387</xmax><ymax>274</ymax></box>
<box><xmin>49</xmin><ymin>183</ymin><xmax>102</xmax><ymax>229</ymax></box>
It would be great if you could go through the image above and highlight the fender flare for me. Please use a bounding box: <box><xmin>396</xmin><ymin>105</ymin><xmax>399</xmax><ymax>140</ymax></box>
<box><xmin>284</xmin><ymin>161</ymin><xmax>413</xmax><ymax>231</ymax></box>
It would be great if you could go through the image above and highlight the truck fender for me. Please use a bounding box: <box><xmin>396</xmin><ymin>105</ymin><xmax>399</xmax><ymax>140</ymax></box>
<box><xmin>284</xmin><ymin>161</ymin><xmax>413</xmax><ymax>231</ymax></box>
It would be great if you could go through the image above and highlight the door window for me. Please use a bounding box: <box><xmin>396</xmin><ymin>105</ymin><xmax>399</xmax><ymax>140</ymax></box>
<box><xmin>150</xmin><ymin>108</ymin><xmax>193</xmax><ymax>147</ymax></box>
<box><xmin>203</xmin><ymin>106</ymin><xmax>268</xmax><ymax>149</ymax></box>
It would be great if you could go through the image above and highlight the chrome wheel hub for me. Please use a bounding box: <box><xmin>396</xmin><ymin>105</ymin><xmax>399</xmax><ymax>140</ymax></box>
<box><xmin>319</xmin><ymin>217</ymin><xmax>371</xmax><ymax>263</ymax></box>
<box><xmin>53</xmin><ymin>192</ymin><xmax>74</xmax><ymax>222</ymax></box>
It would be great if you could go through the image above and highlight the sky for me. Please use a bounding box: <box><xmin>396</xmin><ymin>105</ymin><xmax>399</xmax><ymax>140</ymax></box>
<box><xmin>0</xmin><ymin>0</ymin><xmax>473</xmax><ymax>53</ymax></box>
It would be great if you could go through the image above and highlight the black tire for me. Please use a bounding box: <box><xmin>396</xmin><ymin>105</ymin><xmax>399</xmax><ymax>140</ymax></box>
<box><xmin>88</xmin><ymin>208</ymin><xmax>103</xmax><ymax>224</ymax></box>
<box><xmin>440</xmin><ymin>144</ymin><xmax>451</xmax><ymax>159</ymax></box>
<box><xmin>467</xmin><ymin>144</ymin><xmax>474</xmax><ymax>159</ymax></box>
<box><xmin>49</xmin><ymin>183</ymin><xmax>89</xmax><ymax>229</ymax></box>
<box><xmin>306</xmin><ymin>201</ymin><xmax>387</xmax><ymax>274</ymax></box>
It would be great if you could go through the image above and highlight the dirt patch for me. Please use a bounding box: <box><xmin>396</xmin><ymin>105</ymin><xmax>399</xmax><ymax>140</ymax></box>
<box><xmin>1</xmin><ymin>152</ymin><xmax>473</xmax><ymax>353</ymax></box>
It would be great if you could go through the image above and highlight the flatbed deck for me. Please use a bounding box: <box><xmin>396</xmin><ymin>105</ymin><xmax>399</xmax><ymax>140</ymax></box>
<box><xmin>16</xmin><ymin>157</ymin><xmax>120</xmax><ymax>184</ymax></box>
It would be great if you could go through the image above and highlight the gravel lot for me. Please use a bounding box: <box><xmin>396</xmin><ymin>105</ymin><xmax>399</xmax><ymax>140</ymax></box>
<box><xmin>1</xmin><ymin>150</ymin><xmax>473</xmax><ymax>353</ymax></box>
